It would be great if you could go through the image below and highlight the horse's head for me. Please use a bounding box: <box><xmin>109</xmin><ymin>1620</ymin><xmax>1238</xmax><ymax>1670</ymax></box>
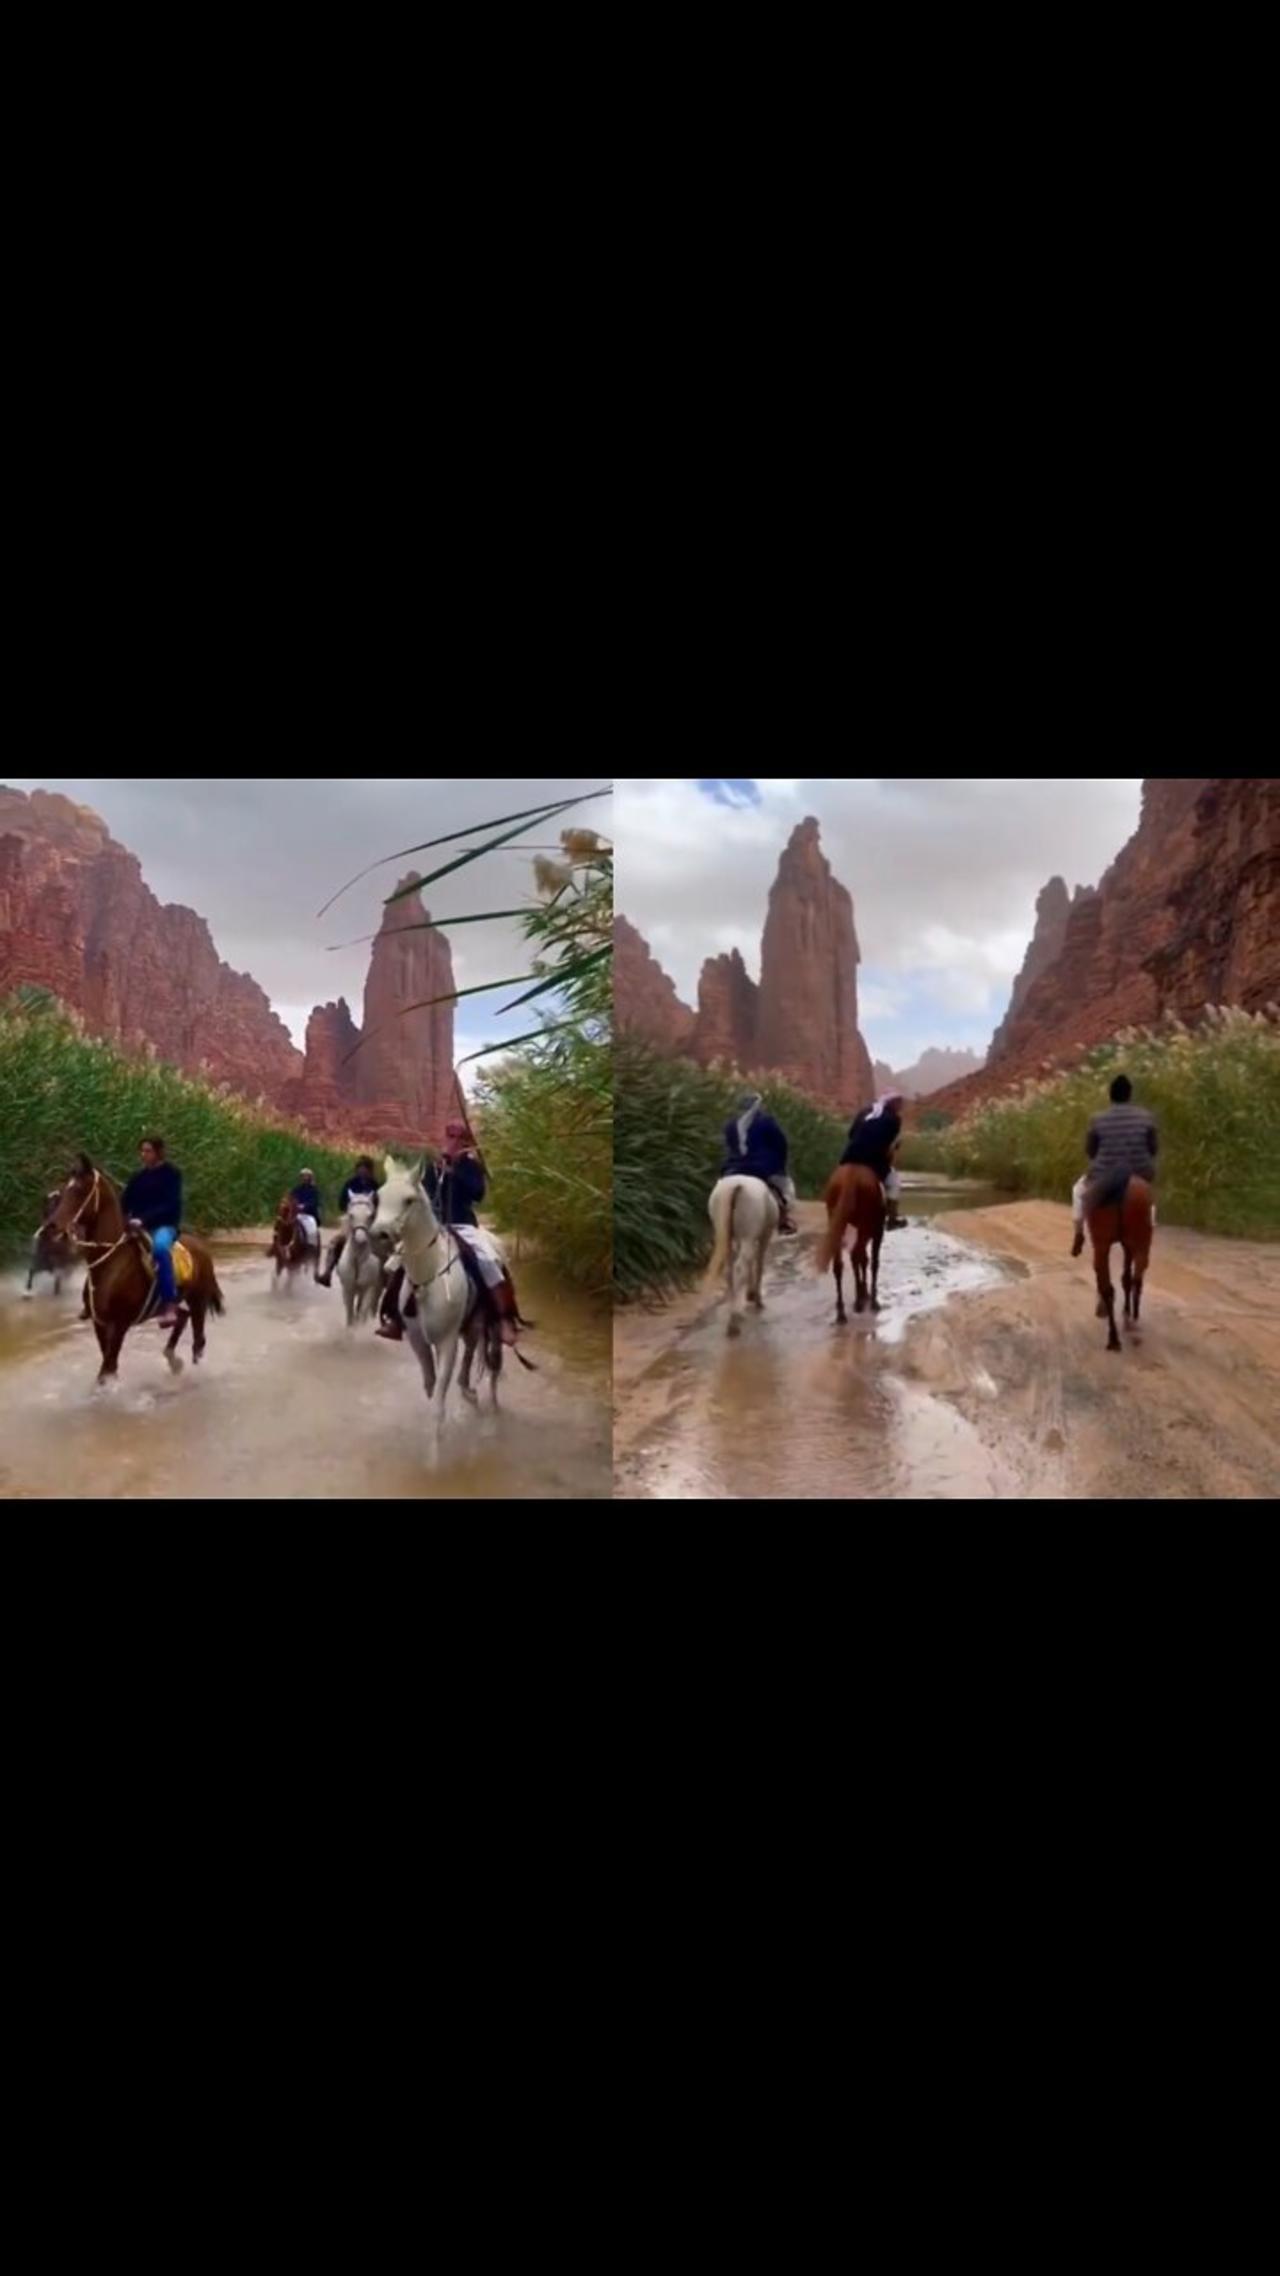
<box><xmin>373</xmin><ymin>1155</ymin><xmax>430</xmax><ymax>1243</ymax></box>
<box><xmin>347</xmin><ymin>1194</ymin><xmax>377</xmax><ymax>1244</ymax></box>
<box><xmin>47</xmin><ymin>1154</ymin><xmax>105</xmax><ymax>1244</ymax></box>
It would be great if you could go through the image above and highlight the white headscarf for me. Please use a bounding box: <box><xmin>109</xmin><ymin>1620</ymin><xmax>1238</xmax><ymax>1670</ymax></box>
<box><xmin>864</xmin><ymin>1093</ymin><xmax>904</xmax><ymax>1124</ymax></box>
<box><xmin>735</xmin><ymin>1092</ymin><xmax>764</xmax><ymax>1153</ymax></box>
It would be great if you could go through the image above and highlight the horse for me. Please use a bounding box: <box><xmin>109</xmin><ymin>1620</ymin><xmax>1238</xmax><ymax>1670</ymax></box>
<box><xmin>1088</xmin><ymin>1174</ymin><xmax>1155</xmax><ymax>1353</ymax></box>
<box><xmin>24</xmin><ymin>1189</ymin><xmax>74</xmax><ymax>1299</ymax></box>
<box><xmin>270</xmin><ymin>1195</ymin><xmax>314</xmax><ymax>1286</ymax></box>
<box><xmin>706</xmin><ymin>1175</ymin><xmax>780</xmax><ymax>1338</ymax></box>
<box><xmin>45</xmin><ymin>1155</ymin><xmax>224</xmax><ymax>1386</ymax></box>
<box><xmin>818</xmin><ymin>1164</ymin><xmax>885</xmax><ymax>1322</ymax></box>
<box><xmin>337</xmin><ymin>1193</ymin><xmax>387</xmax><ymax>1328</ymax></box>
<box><xmin>374</xmin><ymin>1156</ymin><xmax>506</xmax><ymax>1439</ymax></box>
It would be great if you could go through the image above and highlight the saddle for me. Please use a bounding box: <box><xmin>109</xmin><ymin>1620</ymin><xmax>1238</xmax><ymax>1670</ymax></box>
<box><xmin>137</xmin><ymin>1232</ymin><xmax>196</xmax><ymax>1289</ymax></box>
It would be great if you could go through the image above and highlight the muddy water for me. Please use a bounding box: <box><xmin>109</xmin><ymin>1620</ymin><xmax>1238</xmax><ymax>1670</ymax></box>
<box><xmin>615</xmin><ymin>1184</ymin><xmax>1013</xmax><ymax>1501</ymax></box>
<box><xmin>0</xmin><ymin>1240</ymin><xmax>611</xmax><ymax>1501</ymax></box>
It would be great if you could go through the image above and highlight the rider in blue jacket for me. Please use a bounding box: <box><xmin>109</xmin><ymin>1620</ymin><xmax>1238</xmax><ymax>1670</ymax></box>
<box><xmin>722</xmin><ymin>1093</ymin><xmax>797</xmax><ymax>1233</ymax></box>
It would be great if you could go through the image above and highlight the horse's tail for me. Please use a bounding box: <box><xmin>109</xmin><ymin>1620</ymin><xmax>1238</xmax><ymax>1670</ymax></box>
<box><xmin>209</xmin><ymin>1274</ymin><xmax>226</xmax><ymax>1318</ymax></box>
<box><xmin>817</xmin><ymin>1175</ymin><xmax>856</xmax><ymax>1275</ymax></box>
<box><xmin>705</xmin><ymin>1180</ymin><xmax>740</xmax><ymax>1291</ymax></box>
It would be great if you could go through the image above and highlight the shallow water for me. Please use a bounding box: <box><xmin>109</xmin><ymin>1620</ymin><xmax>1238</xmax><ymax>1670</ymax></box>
<box><xmin>615</xmin><ymin>1203</ymin><xmax>1010</xmax><ymax>1501</ymax></box>
<box><xmin>0</xmin><ymin>1239</ymin><xmax>611</xmax><ymax>1501</ymax></box>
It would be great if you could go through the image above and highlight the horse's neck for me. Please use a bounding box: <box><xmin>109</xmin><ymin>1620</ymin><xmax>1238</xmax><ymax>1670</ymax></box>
<box><xmin>94</xmin><ymin>1178</ymin><xmax>126</xmax><ymax>1245</ymax></box>
<box><xmin>400</xmin><ymin>1195</ymin><xmax>451</xmax><ymax>1287</ymax></box>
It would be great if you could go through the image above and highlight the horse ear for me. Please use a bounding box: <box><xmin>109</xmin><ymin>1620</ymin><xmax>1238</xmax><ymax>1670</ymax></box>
<box><xmin>383</xmin><ymin>1154</ymin><xmax>399</xmax><ymax>1183</ymax></box>
<box><xmin>75</xmin><ymin>1152</ymin><xmax>93</xmax><ymax>1177</ymax></box>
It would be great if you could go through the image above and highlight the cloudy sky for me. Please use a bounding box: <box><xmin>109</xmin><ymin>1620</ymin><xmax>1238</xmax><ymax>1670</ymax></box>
<box><xmin>616</xmin><ymin>777</ymin><xmax>1144</xmax><ymax>1071</ymax></box>
<box><xmin>9</xmin><ymin>776</ymin><xmax>612</xmax><ymax>1072</ymax></box>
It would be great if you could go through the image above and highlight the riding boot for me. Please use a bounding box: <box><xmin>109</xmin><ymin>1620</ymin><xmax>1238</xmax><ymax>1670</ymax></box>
<box><xmin>317</xmin><ymin>1236</ymin><xmax>345</xmax><ymax>1290</ymax></box>
<box><xmin>376</xmin><ymin>1265</ymin><xmax>406</xmax><ymax>1342</ymax></box>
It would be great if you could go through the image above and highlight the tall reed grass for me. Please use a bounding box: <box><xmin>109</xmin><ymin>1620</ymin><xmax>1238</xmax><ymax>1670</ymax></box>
<box><xmin>614</xmin><ymin>1039</ymin><xmax>848</xmax><ymax>1298</ymax></box>
<box><xmin>0</xmin><ymin>995</ymin><xmax>366</xmax><ymax>1260</ymax></box>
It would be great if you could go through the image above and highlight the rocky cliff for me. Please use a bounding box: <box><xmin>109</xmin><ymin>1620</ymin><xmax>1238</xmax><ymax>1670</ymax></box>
<box><xmin>616</xmin><ymin>818</ymin><xmax>875</xmax><ymax>1111</ymax></box>
<box><xmin>693</xmin><ymin>950</ymin><xmax>759</xmax><ymax>1070</ymax></box>
<box><xmin>285</xmin><ymin>878</ymin><xmax>456</xmax><ymax>1147</ymax></box>
<box><xmin>614</xmin><ymin>915</ymin><xmax>696</xmax><ymax>1053</ymax></box>
<box><xmin>888</xmin><ymin>1047</ymin><xmax>986</xmax><ymax>1099</ymax></box>
<box><xmin>755</xmin><ymin>819</ymin><xmax>874</xmax><ymax>1109</ymax></box>
<box><xmin>919</xmin><ymin>775</ymin><xmax>1277</xmax><ymax>1118</ymax></box>
<box><xmin>0</xmin><ymin>785</ymin><xmax>303</xmax><ymax>1100</ymax></box>
<box><xmin>989</xmin><ymin>877</ymin><xmax>1072</xmax><ymax>1063</ymax></box>
<box><xmin>0</xmin><ymin>788</ymin><xmax>460</xmax><ymax>1148</ymax></box>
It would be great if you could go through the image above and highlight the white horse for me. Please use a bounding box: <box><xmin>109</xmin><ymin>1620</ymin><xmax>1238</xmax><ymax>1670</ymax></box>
<box><xmin>337</xmin><ymin>1194</ymin><xmax>387</xmax><ymax>1328</ymax></box>
<box><xmin>706</xmin><ymin>1175</ymin><xmax>780</xmax><ymax>1337</ymax></box>
<box><xmin>375</xmin><ymin>1156</ymin><xmax>500</xmax><ymax>1439</ymax></box>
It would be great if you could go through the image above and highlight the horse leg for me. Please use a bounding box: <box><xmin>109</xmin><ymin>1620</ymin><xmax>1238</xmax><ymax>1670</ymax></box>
<box><xmin>165</xmin><ymin>1304</ymin><xmax>192</xmax><ymax>1374</ymax></box>
<box><xmin>853</xmin><ymin>1233</ymin><xmax>868</xmax><ymax>1314</ymax></box>
<box><xmin>750</xmin><ymin>1233</ymin><xmax>768</xmax><ymax>1307</ymax></box>
<box><xmin>460</xmin><ymin>1320</ymin><xmax>480</xmax><ymax>1404</ymax></box>
<box><xmin>436</xmin><ymin>1328</ymin><xmax>462</xmax><ymax>1438</ymax></box>
<box><xmin>102</xmin><ymin>1319</ymin><xmax>128</xmax><ymax>1382</ymax></box>
<box><xmin>189</xmin><ymin>1295</ymin><xmax>208</xmax><ymax>1365</ymax></box>
<box><xmin>871</xmin><ymin>1226</ymin><xmax>884</xmax><ymax>1312</ymax></box>
<box><xmin>726</xmin><ymin>1232</ymin><xmax>743</xmax><ymax>1339</ymax></box>
<box><xmin>833</xmin><ymin>1248</ymin><xmax>847</xmax><ymax>1324</ymax></box>
<box><xmin>1095</xmin><ymin>1250</ymin><xmax>1121</xmax><ymax>1352</ymax></box>
<box><xmin>1122</xmin><ymin>1249</ymin><xmax>1134</xmax><ymax>1322</ymax></box>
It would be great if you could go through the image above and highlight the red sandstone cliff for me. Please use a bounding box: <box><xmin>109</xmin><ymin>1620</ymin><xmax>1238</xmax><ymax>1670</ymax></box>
<box><xmin>0</xmin><ymin>785</ymin><xmax>303</xmax><ymax>1100</ymax></box>
<box><xmin>920</xmin><ymin>776</ymin><xmax>1276</xmax><ymax>1119</ymax></box>
<box><xmin>616</xmin><ymin>818</ymin><xmax>875</xmax><ymax>1111</ymax></box>
<box><xmin>693</xmin><ymin>950</ymin><xmax>759</xmax><ymax>1069</ymax></box>
<box><xmin>989</xmin><ymin>876</ymin><xmax>1072</xmax><ymax>1063</ymax></box>
<box><xmin>755</xmin><ymin>819</ymin><xmax>874</xmax><ymax>1109</ymax></box>
<box><xmin>614</xmin><ymin>915</ymin><xmax>696</xmax><ymax>1052</ymax></box>
<box><xmin>354</xmin><ymin>875</ymin><xmax>456</xmax><ymax>1145</ymax></box>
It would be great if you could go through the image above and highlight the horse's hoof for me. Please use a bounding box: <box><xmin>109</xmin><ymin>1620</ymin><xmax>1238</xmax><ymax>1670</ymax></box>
<box><xmin>727</xmin><ymin>1317</ymin><xmax>742</xmax><ymax>1340</ymax></box>
<box><xmin>462</xmin><ymin>1388</ymin><xmax>479</xmax><ymax>1406</ymax></box>
<box><xmin>1096</xmin><ymin>1300</ymin><xmax>1108</xmax><ymax>1319</ymax></box>
<box><xmin>871</xmin><ymin>1300</ymin><xmax>882</xmax><ymax>1313</ymax></box>
<box><xmin>1107</xmin><ymin>1338</ymin><xmax>1122</xmax><ymax>1354</ymax></box>
<box><xmin>166</xmin><ymin>1354</ymin><xmax>185</xmax><ymax>1377</ymax></box>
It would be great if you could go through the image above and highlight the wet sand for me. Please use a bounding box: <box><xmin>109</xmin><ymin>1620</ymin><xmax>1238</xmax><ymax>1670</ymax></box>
<box><xmin>0</xmin><ymin>1236</ymin><xmax>611</xmax><ymax>1501</ymax></box>
<box><xmin>614</xmin><ymin>1188</ymin><xmax>1280</xmax><ymax>1501</ymax></box>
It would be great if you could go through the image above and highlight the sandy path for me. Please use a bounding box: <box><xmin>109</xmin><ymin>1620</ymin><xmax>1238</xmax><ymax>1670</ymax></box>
<box><xmin>614</xmin><ymin>1197</ymin><xmax>1280</xmax><ymax>1501</ymax></box>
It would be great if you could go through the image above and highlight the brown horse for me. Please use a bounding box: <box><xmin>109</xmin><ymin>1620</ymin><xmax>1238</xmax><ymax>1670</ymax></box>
<box><xmin>47</xmin><ymin>1157</ymin><xmax>224</xmax><ymax>1385</ymax></box>
<box><xmin>819</xmin><ymin>1164</ymin><xmax>886</xmax><ymax>1321</ymax></box>
<box><xmin>1089</xmin><ymin>1175</ymin><xmax>1154</xmax><ymax>1352</ymax></box>
<box><xmin>270</xmin><ymin>1196</ymin><xmax>312</xmax><ymax>1284</ymax></box>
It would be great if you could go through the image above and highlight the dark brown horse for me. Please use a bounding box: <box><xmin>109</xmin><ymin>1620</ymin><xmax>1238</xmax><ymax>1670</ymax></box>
<box><xmin>270</xmin><ymin>1196</ymin><xmax>312</xmax><ymax>1284</ymax></box>
<box><xmin>1089</xmin><ymin>1175</ymin><xmax>1154</xmax><ymax>1352</ymax></box>
<box><xmin>47</xmin><ymin>1157</ymin><xmax>224</xmax><ymax>1385</ymax></box>
<box><xmin>819</xmin><ymin>1164</ymin><xmax>886</xmax><ymax>1321</ymax></box>
<box><xmin>26</xmin><ymin>1189</ymin><xmax>74</xmax><ymax>1298</ymax></box>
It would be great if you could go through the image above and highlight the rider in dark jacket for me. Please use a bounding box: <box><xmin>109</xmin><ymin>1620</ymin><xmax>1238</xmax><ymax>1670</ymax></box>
<box><xmin>123</xmin><ymin>1138</ymin><xmax>185</xmax><ymax>1326</ymax></box>
<box><xmin>318</xmin><ymin>1158</ymin><xmax>380</xmax><ymax>1288</ymax></box>
<box><xmin>722</xmin><ymin>1093</ymin><xmax>797</xmax><ymax>1233</ymax></box>
<box><xmin>842</xmin><ymin>1094</ymin><xmax>908</xmax><ymax>1229</ymax></box>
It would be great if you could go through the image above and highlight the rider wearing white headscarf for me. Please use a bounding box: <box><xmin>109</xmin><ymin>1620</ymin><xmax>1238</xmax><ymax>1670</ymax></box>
<box><xmin>841</xmin><ymin>1093</ymin><xmax>908</xmax><ymax>1228</ymax></box>
<box><xmin>721</xmin><ymin>1091</ymin><xmax>798</xmax><ymax>1232</ymax></box>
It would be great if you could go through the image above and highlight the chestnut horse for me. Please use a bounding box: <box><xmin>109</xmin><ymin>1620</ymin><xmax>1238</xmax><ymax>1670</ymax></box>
<box><xmin>270</xmin><ymin>1196</ymin><xmax>312</xmax><ymax>1284</ymax></box>
<box><xmin>1089</xmin><ymin>1175</ymin><xmax>1154</xmax><ymax>1353</ymax></box>
<box><xmin>47</xmin><ymin>1156</ymin><xmax>224</xmax><ymax>1386</ymax></box>
<box><xmin>819</xmin><ymin>1164</ymin><xmax>886</xmax><ymax>1321</ymax></box>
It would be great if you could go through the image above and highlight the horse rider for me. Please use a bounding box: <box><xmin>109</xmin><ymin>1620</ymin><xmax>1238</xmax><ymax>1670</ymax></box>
<box><xmin>721</xmin><ymin>1091</ymin><xmax>798</xmax><ymax>1233</ymax></box>
<box><xmin>290</xmin><ymin>1168</ymin><xmax>324</xmax><ymax>1275</ymax></box>
<box><xmin>1070</xmin><ymin>1073</ymin><xmax>1158</xmax><ymax>1257</ymax></box>
<box><xmin>316</xmin><ymin>1157</ymin><xmax>381</xmax><ymax>1288</ymax></box>
<box><xmin>377</xmin><ymin>1119</ymin><xmax>521</xmax><ymax>1347</ymax></box>
<box><xmin>841</xmin><ymin>1092</ymin><xmax>908</xmax><ymax>1229</ymax></box>
<box><xmin>123</xmin><ymin>1135</ymin><xmax>184</xmax><ymax>1329</ymax></box>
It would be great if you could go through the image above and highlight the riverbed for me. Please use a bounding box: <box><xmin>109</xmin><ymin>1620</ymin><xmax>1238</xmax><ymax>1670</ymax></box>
<box><xmin>0</xmin><ymin>1237</ymin><xmax>611</xmax><ymax>1501</ymax></box>
<box><xmin>613</xmin><ymin>1180</ymin><xmax>1280</xmax><ymax>1501</ymax></box>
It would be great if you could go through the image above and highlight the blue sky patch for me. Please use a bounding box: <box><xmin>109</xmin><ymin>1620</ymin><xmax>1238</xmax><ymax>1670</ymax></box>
<box><xmin>697</xmin><ymin>778</ymin><xmax>761</xmax><ymax>809</ymax></box>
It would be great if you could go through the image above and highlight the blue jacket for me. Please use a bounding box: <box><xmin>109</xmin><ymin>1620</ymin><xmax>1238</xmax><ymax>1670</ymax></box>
<box><xmin>842</xmin><ymin>1107</ymin><xmax>901</xmax><ymax>1177</ymax></box>
<box><xmin>427</xmin><ymin>1154</ymin><xmax>486</xmax><ymax>1229</ymax></box>
<box><xmin>292</xmin><ymin>1182</ymin><xmax>323</xmax><ymax>1223</ymax></box>
<box><xmin>341</xmin><ymin>1174</ymin><xmax>380</xmax><ymax>1212</ymax></box>
<box><xmin>722</xmin><ymin>1112</ymin><xmax>788</xmax><ymax>1183</ymax></box>
<box><xmin>123</xmin><ymin>1162</ymin><xmax>183</xmax><ymax>1231</ymax></box>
